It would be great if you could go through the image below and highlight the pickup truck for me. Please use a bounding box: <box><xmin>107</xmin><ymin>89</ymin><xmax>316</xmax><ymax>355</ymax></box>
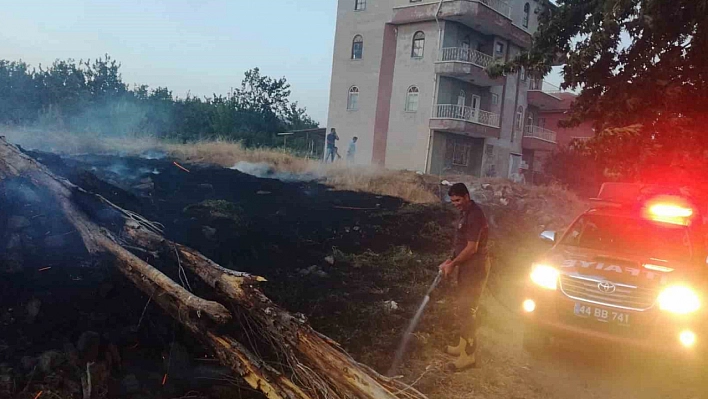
<box><xmin>522</xmin><ymin>183</ymin><xmax>708</xmax><ymax>359</ymax></box>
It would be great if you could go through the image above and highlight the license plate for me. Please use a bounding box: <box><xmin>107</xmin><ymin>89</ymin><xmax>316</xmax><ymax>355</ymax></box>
<box><xmin>574</xmin><ymin>303</ymin><xmax>630</xmax><ymax>326</ymax></box>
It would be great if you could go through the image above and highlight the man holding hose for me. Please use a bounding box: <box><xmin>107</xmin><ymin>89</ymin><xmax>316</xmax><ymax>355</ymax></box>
<box><xmin>439</xmin><ymin>183</ymin><xmax>490</xmax><ymax>371</ymax></box>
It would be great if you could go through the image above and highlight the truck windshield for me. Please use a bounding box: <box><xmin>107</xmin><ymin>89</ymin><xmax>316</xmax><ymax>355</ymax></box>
<box><xmin>561</xmin><ymin>214</ymin><xmax>692</xmax><ymax>262</ymax></box>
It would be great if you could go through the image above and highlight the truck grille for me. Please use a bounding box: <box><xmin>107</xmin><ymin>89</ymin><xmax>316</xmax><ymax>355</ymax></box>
<box><xmin>559</xmin><ymin>274</ymin><xmax>658</xmax><ymax>311</ymax></box>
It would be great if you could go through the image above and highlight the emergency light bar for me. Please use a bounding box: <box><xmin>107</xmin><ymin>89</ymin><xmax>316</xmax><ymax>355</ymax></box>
<box><xmin>643</xmin><ymin>196</ymin><xmax>695</xmax><ymax>226</ymax></box>
<box><xmin>649</xmin><ymin>204</ymin><xmax>694</xmax><ymax>218</ymax></box>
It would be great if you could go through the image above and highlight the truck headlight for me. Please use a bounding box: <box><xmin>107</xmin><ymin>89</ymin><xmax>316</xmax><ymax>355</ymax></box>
<box><xmin>530</xmin><ymin>264</ymin><xmax>559</xmax><ymax>290</ymax></box>
<box><xmin>657</xmin><ymin>286</ymin><xmax>700</xmax><ymax>314</ymax></box>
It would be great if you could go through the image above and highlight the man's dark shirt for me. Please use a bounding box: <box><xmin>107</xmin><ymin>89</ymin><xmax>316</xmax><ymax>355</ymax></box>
<box><xmin>453</xmin><ymin>201</ymin><xmax>489</xmax><ymax>265</ymax></box>
<box><xmin>326</xmin><ymin>132</ymin><xmax>338</xmax><ymax>148</ymax></box>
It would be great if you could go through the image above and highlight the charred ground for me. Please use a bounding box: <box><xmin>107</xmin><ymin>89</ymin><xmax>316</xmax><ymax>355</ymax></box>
<box><xmin>0</xmin><ymin>150</ymin><xmax>457</xmax><ymax>398</ymax></box>
<box><xmin>2</xmin><ymin>149</ymin><xmax>705</xmax><ymax>399</ymax></box>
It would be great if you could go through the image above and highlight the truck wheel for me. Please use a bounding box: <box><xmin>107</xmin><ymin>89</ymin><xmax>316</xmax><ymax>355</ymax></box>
<box><xmin>523</xmin><ymin>324</ymin><xmax>550</xmax><ymax>356</ymax></box>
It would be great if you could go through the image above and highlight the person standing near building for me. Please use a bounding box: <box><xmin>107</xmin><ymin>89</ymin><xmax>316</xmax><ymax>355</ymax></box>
<box><xmin>347</xmin><ymin>136</ymin><xmax>358</xmax><ymax>164</ymax></box>
<box><xmin>438</xmin><ymin>183</ymin><xmax>490</xmax><ymax>372</ymax></box>
<box><xmin>325</xmin><ymin>128</ymin><xmax>339</xmax><ymax>163</ymax></box>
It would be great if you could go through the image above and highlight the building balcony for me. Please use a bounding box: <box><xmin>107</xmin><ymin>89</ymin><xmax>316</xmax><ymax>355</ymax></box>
<box><xmin>528</xmin><ymin>79</ymin><xmax>563</xmax><ymax>109</ymax></box>
<box><xmin>392</xmin><ymin>0</ymin><xmax>532</xmax><ymax>48</ymax></box>
<box><xmin>436</xmin><ymin>48</ymin><xmax>504</xmax><ymax>86</ymax></box>
<box><xmin>522</xmin><ymin>125</ymin><xmax>557</xmax><ymax>151</ymax></box>
<box><xmin>430</xmin><ymin>104</ymin><xmax>501</xmax><ymax>138</ymax></box>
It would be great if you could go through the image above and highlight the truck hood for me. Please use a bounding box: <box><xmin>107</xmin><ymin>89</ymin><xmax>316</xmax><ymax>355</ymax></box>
<box><xmin>545</xmin><ymin>245</ymin><xmax>699</xmax><ymax>288</ymax></box>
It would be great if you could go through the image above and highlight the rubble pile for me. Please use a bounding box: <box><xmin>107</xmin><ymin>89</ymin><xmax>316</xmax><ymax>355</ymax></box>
<box><xmin>431</xmin><ymin>176</ymin><xmax>587</xmax><ymax>232</ymax></box>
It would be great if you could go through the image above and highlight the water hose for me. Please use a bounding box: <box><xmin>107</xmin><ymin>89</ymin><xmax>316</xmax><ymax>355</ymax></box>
<box><xmin>388</xmin><ymin>270</ymin><xmax>443</xmax><ymax>376</ymax></box>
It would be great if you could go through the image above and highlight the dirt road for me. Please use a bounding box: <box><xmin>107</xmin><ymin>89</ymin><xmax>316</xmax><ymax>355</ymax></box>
<box><xmin>410</xmin><ymin>296</ymin><xmax>706</xmax><ymax>399</ymax></box>
<box><xmin>404</xmin><ymin>213</ymin><xmax>708</xmax><ymax>399</ymax></box>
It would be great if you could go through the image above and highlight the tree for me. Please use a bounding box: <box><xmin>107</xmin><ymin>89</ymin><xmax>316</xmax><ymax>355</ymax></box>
<box><xmin>0</xmin><ymin>58</ymin><xmax>319</xmax><ymax>146</ymax></box>
<box><xmin>498</xmin><ymin>0</ymin><xmax>708</xmax><ymax>183</ymax></box>
<box><xmin>0</xmin><ymin>61</ymin><xmax>41</xmax><ymax>125</ymax></box>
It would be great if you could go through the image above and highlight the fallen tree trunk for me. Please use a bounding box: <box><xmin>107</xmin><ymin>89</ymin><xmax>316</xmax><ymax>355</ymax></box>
<box><xmin>0</xmin><ymin>137</ymin><xmax>427</xmax><ymax>399</ymax></box>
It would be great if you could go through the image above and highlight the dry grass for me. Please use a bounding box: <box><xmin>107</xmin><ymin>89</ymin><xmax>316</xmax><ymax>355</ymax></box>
<box><xmin>2</xmin><ymin>130</ymin><xmax>438</xmax><ymax>203</ymax></box>
<box><xmin>2</xmin><ymin>130</ymin><xmax>586</xmax><ymax>207</ymax></box>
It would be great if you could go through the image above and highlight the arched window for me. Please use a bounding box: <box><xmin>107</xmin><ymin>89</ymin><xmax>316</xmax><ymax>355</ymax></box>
<box><xmin>347</xmin><ymin>86</ymin><xmax>360</xmax><ymax>110</ymax></box>
<box><xmin>523</xmin><ymin>3</ymin><xmax>530</xmax><ymax>28</ymax></box>
<box><xmin>355</xmin><ymin>0</ymin><xmax>366</xmax><ymax>11</ymax></box>
<box><xmin>405</xmin><ymin>86</ymin><xmax>420</xmax><ymax>112</ymax></box>
<box><xmin>352</xmin><ymin>35</ymin><xmax>363</xmax><ymax>59</ymax></box>
<box><xmin>412</xmin><ymin>31</ymin><xmax>425</xmax><ymax>58</ymax></box>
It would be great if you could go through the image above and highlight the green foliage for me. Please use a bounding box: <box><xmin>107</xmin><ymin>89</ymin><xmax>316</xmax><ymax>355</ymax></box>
<box><xmin>0</xmin><ymin>56</ymin><xmax>319</xmax><ymax>146</ymax></box>
<box><xmin>500</xmin><ymin>0</ymin><xmax>708</xmax><ymax>184</ymax></box>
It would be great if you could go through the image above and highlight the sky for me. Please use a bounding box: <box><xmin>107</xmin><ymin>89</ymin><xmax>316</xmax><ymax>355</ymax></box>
<box><xmin>1</xmin><ymin>1</ymin><xmax>564</xmax><ymax>126</ymax></box>
<box><xmin>0</xmin><ymin>0</ymin><xmax>337</xmax><ymax>124</ymax></box>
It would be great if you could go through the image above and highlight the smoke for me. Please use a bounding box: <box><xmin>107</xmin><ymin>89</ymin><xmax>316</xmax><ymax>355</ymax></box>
<box><xmin>139</xmin><ymin>150</ymin><xmax>167</xmax><ymax>160</ymax></box>
<box><xmin>230</xmin><ymin>161</ymin><xmax>318</xmax><ymax>183</ymax></box>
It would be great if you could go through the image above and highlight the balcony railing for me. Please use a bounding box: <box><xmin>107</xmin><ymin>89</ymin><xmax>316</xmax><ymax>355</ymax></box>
<box><xmin>439</xmin><ymin>47</ymin><xmax>496</xmax><ymax>68</ymax></box>
<box><xmin>433</xmin><ymin>104</ymin><xmax>501</xmax><ymax>128</ymax></box>
<box><xmin>524</xmin><ymin>125</ymin><xmax>557</xmax><ymax>143</ymax></box>
<box><xmin>478</xmin><ymin>0</ymin><xmax>512</xmax><ymax>19</ymax></box>
<box><xmin>529</xmin><ymin>79</ymin><xmax>563</xmax><ymax>94</ymax></box>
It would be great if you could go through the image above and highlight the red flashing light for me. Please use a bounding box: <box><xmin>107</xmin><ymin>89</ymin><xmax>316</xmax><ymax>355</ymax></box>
<box><xmin>643</xmin><ymin>196</ymin><xmax>695</xmax><ymax>226</ymax></box>
<box><xmin>649</xmin><ymin>204</ymin><xmax>694</xmax><ymax>219</ymax></box>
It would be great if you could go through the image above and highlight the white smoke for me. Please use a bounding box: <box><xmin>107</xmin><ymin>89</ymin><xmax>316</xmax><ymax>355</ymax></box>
<box><xmin>230</xmin><ymin>162</ymin><xmax>317</xmax><ymax>183</ymax></box>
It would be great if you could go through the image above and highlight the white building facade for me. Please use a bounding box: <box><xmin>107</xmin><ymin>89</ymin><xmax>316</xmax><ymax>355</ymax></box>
<box><xmin>327</xmin><ymin>0</ymin><xmax>552</xmax><ymax>178</ymax></box>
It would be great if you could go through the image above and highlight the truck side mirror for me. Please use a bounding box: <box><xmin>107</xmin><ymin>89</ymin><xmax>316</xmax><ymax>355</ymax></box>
<box><xmin>540</xmin><ymin>231</ymin><xmax>556</xmax><ymax>243</ymax></box>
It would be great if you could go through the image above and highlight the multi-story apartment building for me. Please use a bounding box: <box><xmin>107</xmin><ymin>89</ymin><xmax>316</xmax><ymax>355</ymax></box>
<box><xmin>524</xmin><ymin>80</ymin><xmax>594</xmax><ymax>181</ymax></box>
<box><xmin>327</xmin><ymin>0</ymin><xmax>584</xmax><ymax>179</ymax></box>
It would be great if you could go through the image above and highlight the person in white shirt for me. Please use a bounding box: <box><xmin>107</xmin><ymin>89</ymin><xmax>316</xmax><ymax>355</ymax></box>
<box><xmin>347</xmin><ymin>137</ymin><xmax>358</xmax><ymax>164</ymax></box>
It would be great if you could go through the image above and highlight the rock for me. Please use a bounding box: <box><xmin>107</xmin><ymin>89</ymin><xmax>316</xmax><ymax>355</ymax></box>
<box><xmin>7</xmin><ymin>216</ymin><xmax>30</xmax><ymax>230</ymax></box>
<box><xmin>77</xmin><ymin>331</ymin><xmax>101</xmax><ymax>363</ymax></box>
<box><xmin>382</xmin><ymin>300</ymin><xmax>400</xmax><ymax>313</ymax></box>
<box><xmin>202</xmin><ymin>226</ymin><xmax>217</xmax><ymax>240</ymax></box>
<box><xmin>25</xmin><ymin>298</ymin><xmax>41</xmax><ymax>324</ymax></box>
<box><xmin>353</xmin><ymin>226</ymin><xmax>360</xmax><ymax>231</ymax></box>
<box><xmin>324</xmin><ymin>256</ymin><xmax>335</xmax><ymax>266</ymax></box>
<box><xmin>38</xmin><ymin>350</ymin><xmax>64</xmax><ymax>374</ymax></box>
<box><xmin>121</xmin><ymin>374</ymin><xmax>140</xmax><ymax>395</ymax></box>
<box><xmin>20</xmin><ymin>356</ymin><xmax>36</xmax><ymax>371</ymax></box>
<box><xmin>500</xmin><ymin>198</ymin><xmax>510</xmax><ymax>206</ymax></box>
<box><xmin>198</xmin><ymin>183</ymin><xmax>214</xmax><ymax>191</ymax></box>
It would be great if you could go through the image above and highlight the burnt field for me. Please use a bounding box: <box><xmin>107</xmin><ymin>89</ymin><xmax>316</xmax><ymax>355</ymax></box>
<box><xmin>0</xmin><ymin>150</ymin><xmax>456</xmax><ymax>398</ymax></box>
<box><xmin>2</xmin><ymin>149</ymin><xmax>707</xmax><ymax>399</ymax></box>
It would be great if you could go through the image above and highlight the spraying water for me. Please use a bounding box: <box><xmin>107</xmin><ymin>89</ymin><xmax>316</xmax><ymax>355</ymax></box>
<box><xmin>388</xmin><ymin>271</ymin><xmax>443</xmax><ymax>376</ymax></box>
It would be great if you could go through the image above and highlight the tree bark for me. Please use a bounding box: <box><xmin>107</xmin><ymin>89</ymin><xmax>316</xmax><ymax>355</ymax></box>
<box><xmin>0</xmin><ymin>137</ymin><xmax>427</xmax><ymax>399</ymax></box>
